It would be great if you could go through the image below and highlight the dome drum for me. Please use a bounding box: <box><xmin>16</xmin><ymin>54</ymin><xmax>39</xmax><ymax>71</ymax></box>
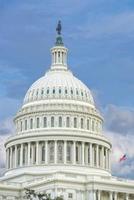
<box><xmin>5</xmin><ymin>136</ymin><xmax>111</xmax><ymax>176</ymax></box>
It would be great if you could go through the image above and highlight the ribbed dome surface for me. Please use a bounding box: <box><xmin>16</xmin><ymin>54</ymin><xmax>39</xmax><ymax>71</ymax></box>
<box><xmin>23</xmin><ymin>69</ymin><xmax>94</xmax><ymax>105</ymax></box>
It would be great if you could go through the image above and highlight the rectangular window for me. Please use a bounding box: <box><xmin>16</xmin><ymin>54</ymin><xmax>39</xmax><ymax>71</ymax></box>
<box><xmin>68</xmin><ymin>193</ymin><xmax>73</xmax><ymax>199</ymax></box>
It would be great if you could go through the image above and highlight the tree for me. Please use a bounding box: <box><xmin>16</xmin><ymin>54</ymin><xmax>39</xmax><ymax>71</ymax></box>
<box><xmin>25</xmin><ymin>189</ymin><xmax>63</xmax><ymax>200</ymax></box>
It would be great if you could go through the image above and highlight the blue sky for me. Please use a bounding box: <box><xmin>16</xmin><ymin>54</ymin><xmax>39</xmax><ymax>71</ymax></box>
<box><xmin>0</xmin><ymin>0</ymin><xmax>134</xmax><ymax>178</ymax></box>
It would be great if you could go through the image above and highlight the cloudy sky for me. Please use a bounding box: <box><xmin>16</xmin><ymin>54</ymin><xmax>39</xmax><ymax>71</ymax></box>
<box><xmin>0</xmin><ymin>0</ymin><xmax>134</xmax><ymax>178</ymax></box>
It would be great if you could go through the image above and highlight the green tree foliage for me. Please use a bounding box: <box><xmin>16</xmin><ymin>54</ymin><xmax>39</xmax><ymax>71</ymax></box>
<box><xmin>25</xmin><ymin>189</ymin><xmax>63</xmax><ymax>200</ymax></box>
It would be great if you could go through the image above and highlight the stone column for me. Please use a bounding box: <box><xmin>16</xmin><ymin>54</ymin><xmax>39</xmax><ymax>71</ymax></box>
<box><xmin>45</xmin><ymin>141</ymin><xmax>48</xmax><ymax>164</ymax></box>
<box><xmin>109</xmin><ymin>191</ymin><xmax>113</xmax><ymax>200</ymax></box>
<box><xmin>102</xmin><ymin>146</ymin><xmax>105</xmax><ymax>169</ymax></box>
<box><xmin>97</xmin><ymin>190</ymin><xmax>101</xmax><ymax>200</ymax></box>
<box><xmin>54</xmin><ymin>140</ymin><xmax>57</xmax><ymax>164</ymax></box>
<box><xmin>82</xmin><ymin>142</ymin><xmax>85</xmax><ymax>165</ymax></box>
<box><xmin>126</xmin><ymin>193</ymin><xmax>129</xmax><ymax>200</ymax></box>
<box><xmin>28</xmin><ymin>142</ymin><xmax>31</xmax><ymax>165</ymax></box>
<box><xmin>36</xmin><ymin>141</ymin><xmax>39</xmax><ymax>165</ymax></box>
<box><xmin>92</xmin><ymin>145</ymin><xmax>94</xmax><ymax>167</ymax></box>
<box><xmin>114</xmin><ymin>192</ymin><xmax>117</xmax><ymax>200</ymax></box>
<box><xmin>109</xmin><ymin>150</ymin><xmax>111</xmax><ymax>171</ymax></box>
<box><xmin>6</xmin><ymin>148</ymin><xmax>9</xmax><ymax>169</ymax></box>
<box><xmin>96</xmin><ymin>145</ymin><xmax>99</xmax><ymax>167</ymax></box>
<box><xmin>31</xmin><ymin>143</ymin><xmax>35</xmax><ymax>164</ymax></box>
<box><xmin>14</xmin><ymin>145</ymin><xmax>17</xmax><ymax>168</ymax></box>
<box><xmin>20</xmin><ymin>143</ymin><xmax>23</xmax><ymax>167</ymax></box>
<box><xmin>93</xmin><ymin>190</ymin><xmax>96</xmax><ymax>200</ymax></box>
<box><xmin>90</xmin><ymin>143</ymin><xmax>93</xmax><ymax>167</ymax></box>
<box><xmin>106</xmin><ymin>148</ymin><xmax>108</xmax><ymax>169</ymax></box>
<box><xmin>64</xmin><ymin>141</ymin><xmax>67</xmax><ymax>164</ymax></box>
<box><xmin>10</xmin><ymin>147</ymin><xmax>13</xmax><ymax>168</ymax></box>
<box><xmin>73</xmin><ymin>141</ymin><xmax>76</xmax><ymax>165</ymax></box>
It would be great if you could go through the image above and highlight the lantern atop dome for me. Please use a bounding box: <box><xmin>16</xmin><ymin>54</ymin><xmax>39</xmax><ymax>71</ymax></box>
<box><xmin>51</xmin><ymin>21</ymin><xmax>68</xmax><ymax>70</ymax></box>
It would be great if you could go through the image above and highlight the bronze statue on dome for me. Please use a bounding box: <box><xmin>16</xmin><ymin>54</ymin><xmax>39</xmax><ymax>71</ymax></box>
<box><xmin>56</xmin><ymin>20</ymin><xmax>62</xmax><ymax>35</ymax></box>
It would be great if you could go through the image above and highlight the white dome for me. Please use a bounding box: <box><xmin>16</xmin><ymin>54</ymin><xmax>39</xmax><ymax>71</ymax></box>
<box><xmin>24</xmin><ymin>69</ymin><xmax>94</xmax><ymax>105</ymax></box>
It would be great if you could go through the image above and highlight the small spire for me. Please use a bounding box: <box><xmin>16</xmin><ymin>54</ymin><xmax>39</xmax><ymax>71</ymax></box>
<box><xmin>55</xmin><ymin>20</ymin><xmax>64</xmax><ymax>46</ymax></box>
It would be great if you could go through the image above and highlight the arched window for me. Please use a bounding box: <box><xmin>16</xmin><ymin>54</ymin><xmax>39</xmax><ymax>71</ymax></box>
<box><xmin>47</xmin><ymin>89</ymin><xmax>49</xmax><ymax>94</ymax></box>
<box><xmin>66</xmin><ymin>117</ymin><xmax>70</xmax><ymax>128</ymax></box>
<box><xmin>41</xmin><ymin>89</ymin><xmax>44</xmax><ymax>95</ymax></box>
<box><xmin>87</xmin><ymin>119</ymin><xmax>90</xmax><ymax>130</ymax></box>
<box><xmin>51</xmin><ymin>117</ymin><xmax>54</xmax><ymax>127</ymax></box>
<box><xmin>76</xmin><ymin>90</ymin><xmax>79</xmax><ymax>95</ymax></box>
<box><xmin>20</xmin><ymin>121</ymin><xmax>23</xmax><ymax>131</ymax></box>
<box><xmin>92</xmin><ymin>120</ymin><xmax>95</xmax><ymax>131</ymax></box>
<box><xmin>53</xmin><ymin>89</ymin><xmax>55</xmax><ymax>94</ymax></box>
<box><xmin>59</xmin><ymin>88</ymin><xmax>62</xmax><ymax>94</ymax></box>
<box><xmin>74</xmin><ymin>118</ymin><xmax>77</xmax><ymax>128</ymax></box>
<box><xmin>65</xmin><ymin>89</ymin><xmax>68</xmax><ymax>94</ymax></box>
<box><xmin>41</xmin><ymin>145</ymin><xmax>45</xmax><ymax>162</ymax></box>
<box><xmin>67</xmin><ymin>142</ymin><xmax>72</xmax><ymax>162</ymax></box>
<box><xmin>36</xmin><ymin>90</ymin><xmax>38</xmax><ymax>96</ymax></box>
<box><xmin>81</xmin><ymin>118</ymin><xmax>84</xmax><ymax>129</ymax></box>
<box><xmin>59</xmin><ymin>116</ymin><xmax>62</xmax><ymax>127</ymax></box>
<box><xmin>71</xmin><ymin>89</ymin><xmax>73</xmax><ymax>95</ymax></box>
<box><xmin>96</xmin><ymin>122</ymin><xmax>98</xmax><ymax>132</ymax></box>
<box><xmin>44</xmin><ymin>117</ymin><xmax>47</xmax><ymax>128</ymax></box>
<box><xmin>25</xmin><ymin>120</ymin><xmax>27</xmax><ymax>130</ymax></box>
<box><xmin>49</xmin><ymin>141</ymin><xmax>54</xmax><ymax>163</ymax></box>
<box><xmin>30</xmin><ymin>118</ymin><xmax>33</xmax><ymax>129</ymax></box>
<box><xmin>36</xmin><ymin>118</ymin><xmax>40</xmax><ymax>128</ymax></box>
<box><xmin>57</xmin><ymin>141</ymin><xmax>64</xmax><ymax>163</ymax></box>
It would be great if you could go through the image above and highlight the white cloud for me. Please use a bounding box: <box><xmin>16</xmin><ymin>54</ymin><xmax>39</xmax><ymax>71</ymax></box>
<box><xmin>104</xmin><ymin>105</ymin><xmax>134</xmax><ymax>178</ymax></box>
<box><xmin>69</xmin><ymin>12</ymin><xmax>134</xmax><ymax>40</ymax></box>
<box><xmin>0</xmin><ymin>117</ymin><xmax>14</xmax><ymax>170</ymax></box>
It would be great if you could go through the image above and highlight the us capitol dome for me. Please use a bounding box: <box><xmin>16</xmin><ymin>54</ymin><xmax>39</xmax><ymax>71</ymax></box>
<box><xmin>0</xmin><ymin>22</ymin><xmax>134</xmax><ymax>200</ymax></box>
